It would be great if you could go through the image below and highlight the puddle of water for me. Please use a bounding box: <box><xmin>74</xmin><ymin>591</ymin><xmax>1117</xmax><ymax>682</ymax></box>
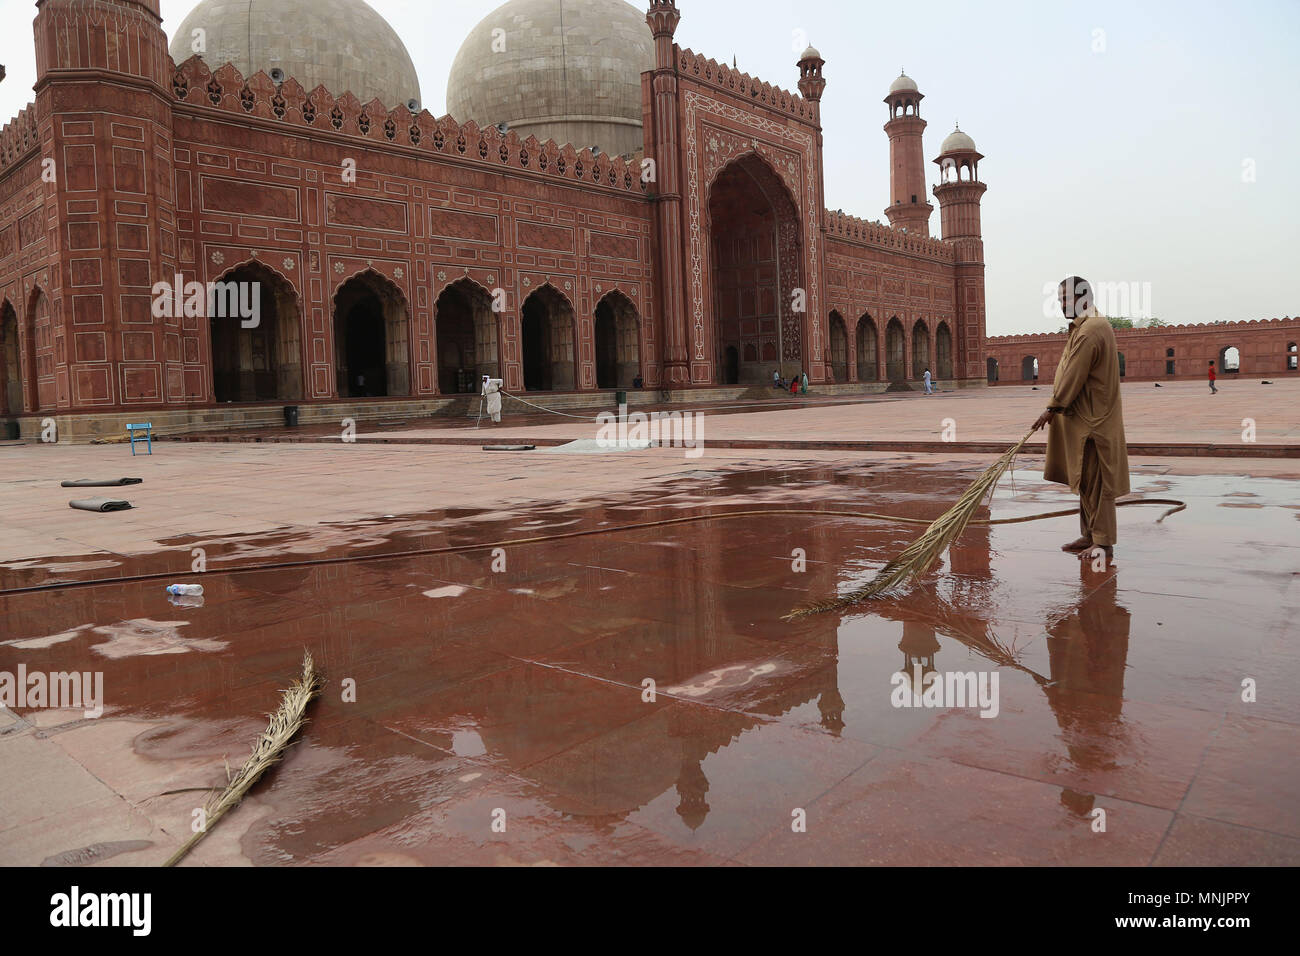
<box><xmin>1</xmin><ymin>462</ymin><xmax>1295</xmax><ymax>864</ymax></box>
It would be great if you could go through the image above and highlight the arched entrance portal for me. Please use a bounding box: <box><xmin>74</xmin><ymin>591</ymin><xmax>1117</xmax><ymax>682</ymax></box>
<box><xmin>334</xmin><ymin>271</ymin><xmax>410</xmax><ymax>398</ymax></box>
<box><xmin>0</xmin><ymin>300</ymin><xmax>21</xmax><ymax>415</ymax></box>
<box><xmin>209</xmin><ymin>263</ymin><xmax>303</xmax><ymax>403</ymax></box>
<box><xmin>912</xmin><ymin>320</ymin><xmax>931</xmax><ymax>379</ymax></box>
<box><xmin>435</xmin><ymin>279</ymin><xmax>498</xmax><ymax>394</ymax></box>
<box><xmin>857</xmin><ymin>315</ymin><xmax>878</xmax><ymax>382</ymax></box>
<box><xmin>885</xmin><ymin>318</ymin><xmax>906</xmax><ymax>383</ymax></box>
<box><xmin>987</xmin><ymin>357</ymin><xmax>999</xmax><ymax>383</ymax></box>
<box><xmin>708</xmin><ymin>152</ymin><xmax>804</xmax><ymax>384</ymax></box>
<box><xmin>828</xmin><ymin>312</ymin><xmax>848</xmax><ymax>382</ymax></box>
<box><xmin>594</xmin><ymin>291</ymin><xmax>641</xmax><ymax>389</ymax></box>
<box><xmin>521</xmin><ymin>284</ymin><xmax>575</xmax><ymax>391</ymax></box>
<box><xmin>1219</xmin><ymin>345</ymin><xmax>1240</xmax><ymax>372</ymax></box>
<box><xmin>936</xmin><ymin>322</ymin><xmax>954</xmax><ymax>379</ymax></box>
<box><xmin>1021</xmin><ymin>355</ymin><xmax>1038</xmax><ymax>381</ymax></box>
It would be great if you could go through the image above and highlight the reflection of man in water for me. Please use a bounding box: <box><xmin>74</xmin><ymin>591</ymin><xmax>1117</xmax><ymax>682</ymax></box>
<box><xmin>1044</xmin><ymin>565</ymin><xmax>1131</xmax><ymax>814</ymax></box>
<box><xmin>1032</xmin><ymin>276</ymin><xmax>1131</xmax><ymax>564</ymax></box>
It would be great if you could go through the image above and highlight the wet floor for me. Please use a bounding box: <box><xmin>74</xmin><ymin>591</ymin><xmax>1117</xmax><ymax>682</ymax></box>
<box><xmin>1</xmin><ymin>461</ymin><xmax>1297</xmax><ymax>865</ymax></box>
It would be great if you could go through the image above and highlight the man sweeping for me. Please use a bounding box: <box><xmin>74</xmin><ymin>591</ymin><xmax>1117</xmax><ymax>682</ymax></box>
<box><xmin>1032</xmin><ymin>276</ymin><xmax>1130</xmax><ymax>563</ymax></box>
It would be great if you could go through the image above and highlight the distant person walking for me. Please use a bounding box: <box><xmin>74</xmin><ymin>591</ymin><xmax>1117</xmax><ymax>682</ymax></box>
<box><xmin>923</xmin><ymin>367</ymin><xmax>933</xmax><ymax>395</ymax></box>
<box><xmin>1208</xmin><ymin>360</ymin><xmax>1217</xmax><ymax>394</ymax></box>
<box><xmin>800</xmin><ymin>370</ymin><xmax>809</xmax><ymax>394</ymax></box>
<box><xmin>1032</xmin><ymin>276</ymin><xmax>1130</xmax><ymax>565</ymax></box>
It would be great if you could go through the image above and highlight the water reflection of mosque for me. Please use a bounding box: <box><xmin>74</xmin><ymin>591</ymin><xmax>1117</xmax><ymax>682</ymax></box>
<box><xmin>441</xmin><ymin>507</ymin><xmax>1137</xmax><ymax>832</ymax></box>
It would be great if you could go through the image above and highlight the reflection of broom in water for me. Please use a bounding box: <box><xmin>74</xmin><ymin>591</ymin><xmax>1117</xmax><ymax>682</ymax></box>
<box><xmin>163</xmin><ymin>652</ymin><xmax>321</xmax><ymax>866</ymax></box>
<box><xmin>786</xmin><ymin>430</ymin><xmax>1037</xmax><ymax>619</ymax></box>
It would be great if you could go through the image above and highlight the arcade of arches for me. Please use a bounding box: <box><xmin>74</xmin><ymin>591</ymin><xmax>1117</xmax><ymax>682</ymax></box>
<box><xmin>832</xmin><ymin>313</ymin><xmax>953</xmax><ymax>384</ymax></box>
<box><xmin>210</xmin><ymin>264</ymin><xmax>303</xmax><ymax>404</ymax></box>
<box><xmin>708</xmin><ymin>153</ymin><xmax>804</xmax><ymax>384</ymax></box>
<box><xmin>435</xmin><ymin>279</ymin><xmax>498</xmax><ymax>395</ymax></box>
<box><xmin>334</xmin><ymin>271</ymin><xmax>411</xmax><ymax>399</ymax></box>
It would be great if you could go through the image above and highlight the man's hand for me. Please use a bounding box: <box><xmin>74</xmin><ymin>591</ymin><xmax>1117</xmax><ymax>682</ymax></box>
<box><xmin>1032</xmin><ymin>408</ymin><xmax>1055</xmax><ymax>432</ymax></box>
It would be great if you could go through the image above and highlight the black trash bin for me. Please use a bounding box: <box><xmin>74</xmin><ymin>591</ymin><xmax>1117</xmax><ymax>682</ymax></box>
<box><xmin>615</xmin><ymin>390</ymin><xmax>628</xmax><ymax>408</ymax></box>
<box><xmin>1</xmin><ymin>421</ymin><xmax>18</xmax><ymax>440</ymax></box>
<box><xmin>283</xmin><ymin>405</ymin><xmax>300</xmax><ymax>427</ymax></box>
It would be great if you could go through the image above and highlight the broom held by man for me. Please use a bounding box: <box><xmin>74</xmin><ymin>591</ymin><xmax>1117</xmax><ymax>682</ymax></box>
<box><xmin>1031</xmin><ymin>276</ymin><xmax>1131</xmax><ymax>562</ymax></box>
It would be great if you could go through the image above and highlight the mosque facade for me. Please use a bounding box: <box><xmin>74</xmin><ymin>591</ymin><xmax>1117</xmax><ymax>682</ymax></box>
<box><xmin>0</xmin><ymin>0</ymin><xmax>990</xmax><ymax>437</ymax></box>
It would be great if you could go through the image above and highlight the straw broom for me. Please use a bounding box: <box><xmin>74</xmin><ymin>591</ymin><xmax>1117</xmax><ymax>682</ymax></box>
<box><xmin>163</xmin><ymin>651</ymin><xmax>322</xmax><ymax>867</ymax></box>
<box><xmin>786</xmin><ymin>429</ymin><xmax>1036</xmax><ymax>619</ymax></box>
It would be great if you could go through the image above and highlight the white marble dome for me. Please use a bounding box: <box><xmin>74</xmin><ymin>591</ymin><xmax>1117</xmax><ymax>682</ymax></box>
<box><xmin>941</xmin><ymin>128</ymin><xmax>977</xmax><ymax>152</ymax></box>
<box><xmin>446</xmin><ymin>0</ymin><xmax>656</xmax><ymax>157</ymax></box>
<box><xmin>169</xmin><ymin>0</ymin><xmax>422</xmax><ymax>109</ymax></box>
<box><xmin>889</xmin><ymin>72</ymin><xmax>919</xmax><ymax>94</ymax></box>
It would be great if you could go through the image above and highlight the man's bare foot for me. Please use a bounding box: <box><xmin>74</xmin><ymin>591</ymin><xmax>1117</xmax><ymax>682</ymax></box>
<box><xmin>1081</xmin><ymin>545</ymin><xmax>1114</xmax><ymax>565</ymax></box>
<box><xmin>1061</xmin><ymin>536</ymin><xmax>1092</xmax><ymax>553</ymax></box>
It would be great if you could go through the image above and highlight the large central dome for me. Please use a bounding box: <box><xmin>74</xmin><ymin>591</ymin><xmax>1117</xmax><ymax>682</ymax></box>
<box><xmin>446</xmin><ymin>0</ymin><xmax>655</xmax><ymax>157</ymax></box>
<box><xmin>169</xmin><ymin>0</ymin><xmax>422</xmax><ymax>110</ymax></box>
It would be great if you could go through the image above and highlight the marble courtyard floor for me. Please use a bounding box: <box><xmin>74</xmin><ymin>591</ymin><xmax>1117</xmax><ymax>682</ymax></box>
<box><xmin>1</xmin><ymin>379</ymin><xmax>1296</xmax><ymax>866</ymax></box>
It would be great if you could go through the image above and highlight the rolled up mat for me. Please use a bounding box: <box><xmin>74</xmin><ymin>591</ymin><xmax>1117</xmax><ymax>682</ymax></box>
<box><xmin>69</xmin><ymin>498</ymin><xmax>133</xmax><ymax>512</ymax></box>
<box><xmin>61</xmin><ymin>478</ymin><xmax>144</xmax><ymax>488</ymax></box>
<box><xmin>483</xmin><ymin>445</ymin><xmax>536</xmax><ymax>452</ymax></box>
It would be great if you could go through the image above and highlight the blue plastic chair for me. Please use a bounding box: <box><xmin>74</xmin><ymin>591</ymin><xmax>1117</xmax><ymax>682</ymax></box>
<box><xmin>126</xmin><ymin>423</ymin><xmax>153</xmax><ymax>456</ymax></box>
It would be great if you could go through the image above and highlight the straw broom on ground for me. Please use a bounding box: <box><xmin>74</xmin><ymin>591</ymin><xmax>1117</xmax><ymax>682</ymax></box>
<box><xmin>786</xmin><ymin>429</ymin><xmax>1037</xmax><ymax>619</ymax></box>
<box><xmin>164</xmin><ymin>651</ymin><xmax>321</xmax><ymax>867</ymax></box>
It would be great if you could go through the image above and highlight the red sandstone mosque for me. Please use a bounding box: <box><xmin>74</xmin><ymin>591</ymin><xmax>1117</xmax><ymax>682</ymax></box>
<box><xmin>2</xmin><ymin>0</ymin><xmax>1295</xmax><ymax>441</ymax></box>
<box><xmin>0</xmin><ymin>0</ymin><xmax>999</xmax><ymax>435</ymax></box>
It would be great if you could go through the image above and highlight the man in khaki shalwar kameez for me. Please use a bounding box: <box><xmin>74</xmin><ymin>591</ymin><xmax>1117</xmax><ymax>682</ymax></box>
<box><xmin>1032</xmin><ymin>277</ymin><xmax>1131</xmax><ymax>562</ymax></box>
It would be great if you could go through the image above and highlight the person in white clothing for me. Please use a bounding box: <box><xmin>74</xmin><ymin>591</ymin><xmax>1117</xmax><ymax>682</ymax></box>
<box><xmin>482</xmin><ymin>376</ymin><xmax>504</xmax><ymax>423</ymax></box>
<box><xmin>923</xmin><ymin>368</ymin><xmax>933</xmax><ymax>395</ymax></box>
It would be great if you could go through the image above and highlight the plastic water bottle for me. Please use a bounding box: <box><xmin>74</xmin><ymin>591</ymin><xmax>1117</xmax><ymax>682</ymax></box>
<box><xmin>166</xmin><ymin>584</ymin><xmax>204</xmax><ymax>596</ymax></box>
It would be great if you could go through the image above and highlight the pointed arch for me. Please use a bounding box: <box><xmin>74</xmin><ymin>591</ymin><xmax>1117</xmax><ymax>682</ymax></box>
<box><xmin>935</xmin><ymin>321</ymin><xmax>954</xmax><ymax>379</ymax></box>
<box><xmin>521</xmin><ymin>282</ymin><xmax>576</xmax><ymax>391</ymax></box>
<box><xmin>209</xmin><ymin>261</ymin><xmax>303</xmax><ymax>403</ymax></box>
<box><xmin>0</xmin><ymin>298</ymin><xmax>22</xmax><ymax>416</ymax></box>
<box><xmin>333</xmin><ymin>269</ymin><xmax>411</xmax><ymax>398</ymax></box>
<box><xmin>594</xmin><ymin>289</ymin><xmax>641</xmax><ymax>389</ymax></box>
<box><xmin>827</xmin><ymin>311</ymin><xmax>848</xmax><ymax>383</ymax></box>
<box><xmin>435</xmin><ymin>277</ymin><xmax>499</xmax><ymax>394</ymax></box>
<box><xmin>912</xmin><ymin>318</ymin><xmax>931</xmax><ymax>380</ymax></box>
<box><xmin>707</xmin><ymin>150</ymin><xmax>804</xmax><ymax>383</ymax></box>
<box><xmin>25</xmin><ymin>285</ymin><xmax>50</xmax><ymax>412</ymax></box>
<box><xmin>856</xmin><ymin>314</ymin><xmax>879</xmax><ymax>382</ymax></box>
<box><xmin>885</xmin><ymin>317</ymin><xmax>906</xmax><ymax>383</ymax></box>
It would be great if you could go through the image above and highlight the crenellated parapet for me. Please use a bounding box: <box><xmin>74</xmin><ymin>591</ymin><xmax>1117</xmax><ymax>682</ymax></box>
<box><xmin>986</xmin><ymin>316</ymin><xmax>1300</xmax><ymax>344</ymax></box>
<box><xmin>824</xmin><ymin>209</ymin><xmax>954</xmax><ymax>261</ymax></box>
<box><xmin>675</xmin><ymin>47</ymin><xmax>816</xmax><ymax>124</ymax></box>
<box><xmin>0</xmin><ymin>106</ymin><xmax>40</xmax><ymax>173</ymax></box>
<box><xmin>169</xmin><ymin>55</ymin><xmax>650</xmax><ymax>196</ymax></box>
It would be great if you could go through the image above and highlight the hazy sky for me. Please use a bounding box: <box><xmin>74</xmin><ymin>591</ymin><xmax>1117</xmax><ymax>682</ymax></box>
<box><xmin>1</xmin><ymin>0</ymin><xmax>1296</xmax><ymax>334</ymax></box>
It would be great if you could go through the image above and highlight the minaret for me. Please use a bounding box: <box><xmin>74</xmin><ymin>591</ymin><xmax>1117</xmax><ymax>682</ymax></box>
<box><xmin>33</xmin><ymin>0</ymin><xmax>178</xmax><ymax>413</ymax></box>
<box><xmin>882</xmin><ymin>72</ymin><xmax>933</xmax><ymax>236</ymax></box>
<box><xmin>932</xmin><ymin>126</ymin><xmax>988</xmax><ymax>381</ymax></box>
<box><xmin>797</xmin><ymin>45</ymin><xmax>830</xmax><ymax>384</ymax></box>
<box><xmin>645</xmin><ymin>0</ymin><xmax>689</xmax><ymax>386</ymax></box>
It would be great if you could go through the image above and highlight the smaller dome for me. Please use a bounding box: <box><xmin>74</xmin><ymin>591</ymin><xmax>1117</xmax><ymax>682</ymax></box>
<box><xmin>889</xmin><ymin>72</ymin><xmax>918</xmax><ymax>93</ymax></box>
<box><xmin>941</xmin><ymin>128</ymin><xmax>977</xmax><ymax>152</ymax></box>
<box><xmin>800</xmin><ymin>45</ymin><xmax>822</xmax><ymax>61</ymax></box>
